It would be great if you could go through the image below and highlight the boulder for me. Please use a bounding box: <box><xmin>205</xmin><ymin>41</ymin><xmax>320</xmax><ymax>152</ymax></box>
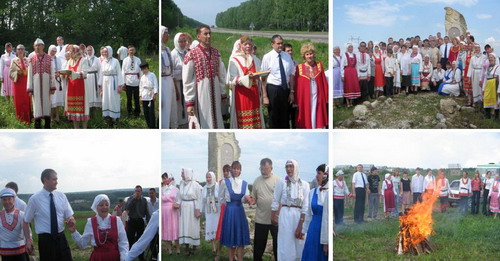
<box><xmin>470</xmin><ymin>124</ymin><xmax>477</xmax><ymax>129</ymax></box>
<box><xmin>341</xmin><ymin>119</ymin><xmax>354</xmax><ymax>128</ymax></box>
<box><xmin>399</xmin><ymin>120</ymin><xmax>412</xmax><ymax>129</ymax></box>
<box><xmin>436</xmin><ymin>113</ymin><xmax>445</xmax><ymax>121</ymax></box>
<box><xmin>366</xmin><ymin>121</ymin><xmax>378</xmax><ymax>128</ymax></box>
<box><xmin>377</xmin><ymin>95</ymin><xmax>387</xmax><ymax>102</ymax></box>
<box><xmin>460</xmin><ymin>106</ymin><xmax>475</xmax><ymax>113</ymax></box>
<box><xmin>423</xmin><ymin>116</ymin><xmax>433</xmax><ymax>124</ymax></box>
<box><xmin>363</xmin><ymin>101</ymin><xmax>373</xmax><ymax>110</ymax></box>
<box><xmin>371</xmin><ymin>100</ymin><xmax>380</xmax><ymax>109</ymax></box>
<box><xmin>353</xmin><ymin>105</ymin><xmax>369</xmax><ymax>117</ymax></box>
<box><xmin>435</xmin><ymin>122</ymin><xmax>447</xmax><ymax>129</ymax></box>
<box><xmin>440</xmin><ymin>99</ymin><xmax>459</xmax><ymax>114</ymax></box>
<box><xmin>385</xmin><ymin>97</ymin><xmax>393</xmax><ymax>104</ymax></box>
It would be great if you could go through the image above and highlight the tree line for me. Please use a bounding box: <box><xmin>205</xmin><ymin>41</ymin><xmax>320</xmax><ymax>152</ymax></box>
<box><xmin>0</xmin><ymin>0</ymin><xmax>158</xmax><ymax>55</ymax></box>
<box><xmin>215</xmin><ymin>0</ymin><xmax>328</xmax><ymax>32</ymax></box>
<box><xmin>162</xmin><ymin>0</ymin><xmax>201</xmax><ymax>31</ymax></box>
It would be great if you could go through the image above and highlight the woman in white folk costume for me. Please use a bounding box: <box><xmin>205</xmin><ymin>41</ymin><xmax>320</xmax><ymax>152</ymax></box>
<box><xmin>0</xmin><ymin>42</ymin><xmax>16</xmax><ymax>102</ymax></box>
<box><xmin>227</xmin><ymin>36</ymin><xmax>265</xmax><ymax>129</ymax></box>
<box><xmin>437</xmin><ymin>170</ymin><xmax>450</xmax><ymax>213</ymax></box>
<box><xmin>420</xmin><ymin>55</ymin><xmax>433</xmax><ymax>91</ymax></box>
<box><xmin>99</xmin><ymin>46</ymin><xmax>124</xmax><ymax>126</ymax></box>
<box><xmin>48</xmin><ymin>45</ymin><xmax>64</xmax><ymax>123</ymax></box>
<box><xmin>392</xmin><ymin>45</ymin><xmax>401</xmax><ymax>94</ymax></box>
<box><xmin>483</xmin><ymin>171</ymin><xmax>494</xmax><ymax>215</ymax></box>
<box><xmin>201</xmin><ymin>171</ymin><xmax>220</xmax><ymax>253</ymax></box>
<box><xmin>176</xmin><ymin>168</ymin><xmax>202</xmax><ymax>255</ymax></box>
<box><xmin>139</xmin><ymin>62</ymin><xmax>158</xmax><ymax>129</ymax></box>
<box><xmin>482</xmin><ymin>53</ymin><xmax>499</xmax><ymax>118</ymax></box>
<box><xmin>27</xmin><ymin>38</ymin><xmax>56</xmax><ymax>129</ymax></box>
<box><xmin>171</xmin><ymin>32</ymin><xmax>189</xmax><ymax>128</ymax></box>
<box><xmin>183</xmin><ymin>25</ymin><xmax>227</xmax><ymax>129</ymax></box>
<box><xmin>399</xmin><ymin>45</ymin><xmax>412</xmax><ymax>94</ymax></box>
<box><xmin>69</xmin><ymin>194</ymin><xmax>128</xmax><ymax>260</ymax></box>
<box><xmin>333</xmin><ymin>170</ymin><xmax>350</xmax><ymax>225</ymax></box>
<box><xmin>381</xmin><ymin>174</ymin><xmax>397</xmax><ymax>219</ymax></box>
<box><xmin>85</xmin><ymin>46</ymin><xmax>102</xmax><ymax>110</ymax></box>
<box><xmin>272</xmin><ymin>159</ymin><xmax>310</xmax><ymax>261</ymax></box>
<box><xmin>64</xmin><ymin>44</ymin><xmax>90</xmax><ymax>129</ymax></box>
<box><xmin>161</xmin><ymin>26</ymin><xmax>177</xmax><ymax>129</ymax></box>
<box><xmin>467</xmin><ymin>44</ymin><xmax>485</xmax><ymax>108</ymax></box>
<box><xmin>332</xmin><ymin>46</ymin><xmax>344</xmax><ymax>107</ymax></box>
<box><xmin>438</xmin><ymin>61</ymin><xmax>461</xmax><ymax>96</ymax></box>
<box><xmin>301</xmin><ymin>164</ymin><xmax>328</xmax><ymax>261</ymax></box>
<box><xmin>0</xmin><ymin>188</ymin><xmax>29</xmax><ymax>260</ymax></box>
<box><xmin>488</xmin><ymin>175</ymin><xmax>500</xmax><ymax>219</ymax></box>
<box><xmin>409</xmin><ymin>45</ymin><xmax>422</xmax><ymax>93</ymax></box>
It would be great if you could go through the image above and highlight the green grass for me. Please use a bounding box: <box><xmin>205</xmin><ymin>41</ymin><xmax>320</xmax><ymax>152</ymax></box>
<box><xmin>333</xmin><ymin>205</ymin><xmax>500</xmax><ymax>260</ymax></box>
<box><xmin>334</xmin><ymin>91</ymin><xmax>500</xmax><ymax>128</ymax></box>
<box><xmin>0</xmin><ymin>55</ymin><xmax>159</xmax><ymax>129</ymax></box>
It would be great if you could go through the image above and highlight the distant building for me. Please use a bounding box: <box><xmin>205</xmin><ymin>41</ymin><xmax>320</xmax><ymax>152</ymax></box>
<box><xmin>335</xmin><ymin>165</ymin><xmax>352</xmax><ymax>169</ymax></box>
<box><xmin>448</xmin><ymin>163</ymin><xmax>462</xmax><ymax>176</ymax></box>
<box><xmin>477</xmin><ymin>163</ymin><xmax>500</xmax><ymax>176</ymax></box>
<box><xmin>448</xmin><ymin>163</ymin><xmax>461</xmax><ymax>169</ymax></box>
<box><xmin>376</xmin><ymin>166</ymin><xmax>388</xmax><ymax>170</ymax></box>
<box><xmin>362</xmin><ymin>164</ymin><xmax>375</xmax><ymax>173</ymax></box>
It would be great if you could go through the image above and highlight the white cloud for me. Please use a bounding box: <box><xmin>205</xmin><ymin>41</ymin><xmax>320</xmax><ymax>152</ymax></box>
<box><xmin>344</xmin><ymin>0</ymin><xmax>406</xmax><ymax>27</ymax></box>
<box><xmin>485</xmin><ymin>36</ymin><xmax>500</xmax><ymax>51</ymax></box>
<box><xmin>477</xmin><ymin>14</ymin><xmax>492</xmax><ymax>19</ymax></box>
<box><xmin>419</xmin><ymin>0</ymin><xmax>478</xmax><ymax>7</ymax></box>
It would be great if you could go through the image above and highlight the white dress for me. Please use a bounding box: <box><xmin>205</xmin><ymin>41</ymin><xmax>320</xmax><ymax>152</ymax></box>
<box><xmin>99</xmin><ymin>57</ymin><xmax>123</xmax><ymax>119</ymax></box>
<box><xmin>171</xmin><ymin>46</ymin><xmax>188</xmax><ymax>127</ymax></box>
<box><xmin>71</xmin><ymin>214</ymin><xmax>129</xmax><ymax>260</ymax></box>
<box><xmin>201</xmin><ymin>183</ymin><xmax>220</xmax><ymax>241</ymax></box>
<box><xmin>467</xmin><ymin>54</ymin><xmax>485</xmax><ymax>103</ymax></box>
<box><xmin>51</xmin><ymin>55</ymin><xmax>66</xmax><ymax>107</ymax></box>
<box><xmin>441</xmin><ymin>68</ymin><xmax>461</xmax><ymax>96</ymax></box>
<box><xmin>272</xmin><ymin>178</ymin><xmax>310</xmax><ymax>261</ymax></box>
<box><xmin>161</xmin><ymin>46</ymin><xmax>177</xmax><ymax>129</ymax></box>
<box><xmin>176</xmin><ymin>180</ymin><xmax>202</xmax><ymax>245</ymax></box>
<box><xmin>85</xmin><ymin>55</ymin><xmax>102</xmax><ymax>107</ymax></box>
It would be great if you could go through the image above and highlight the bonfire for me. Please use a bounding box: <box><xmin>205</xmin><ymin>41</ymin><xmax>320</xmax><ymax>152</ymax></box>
<box><xmin>396</xmin><ymin>185</ymin><xmax>442</xmax><ymax>255</ymax></box>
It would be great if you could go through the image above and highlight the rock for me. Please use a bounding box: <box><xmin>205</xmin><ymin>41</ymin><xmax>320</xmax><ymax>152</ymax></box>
<box><xmin>440</xmin><ymin>118</ymin><xmax>446</xmax><ymax>123</ymax></box>
<box><xmin>377</xmin><ymin>95</ymin><xmax>387</xmax><ymax>102</ymax></box>
<box><xmin>423</xmin><ymin>116</ymin><xmax>433</xmax><ymax>123</ymax></box>
<box><xmin>460</xmin><ymin>106</ymin><xmax>475</xmax><ymax>113</ymax></box>
<box><xmin>363</xmin><ymin>101</ymin><xmax>373</xmax><ymax>110</ymax></box>
<box><xmin>435</xmin><ymin>122</ymin><xmax>447</xmax><ymax>129</ymax></box>
<box><xmin>354</xmin><ymin>120</ymin><xmax>365</xmax><ymax>126</ymax></box>
<box><xmin>436</xmin><ymin>113</ymin><xmax>445</xmax><ymax>121</ymax></box>
<box><xmin>341</xmin><ymin>119</ymin><xmax>354</xmax><ymax>128</ymax></box>
<box><xmin>399</xmin><ymin>120</ymin><xmax>412</xmax><ymax>129</ymax></box>
<box><xmin>357</xmin><ymin>116</ymin><xmax>367</xmax><ymax>121</ymax></box>
<box><xmin>470</xmin><ymin>124</ymin><xmax>477</xmax><ymax>129</ymax></box>
<box><xmin>440</xmin><ymin>99</ymin><xmax>459</xmax><ymax>114</ymax></box>
<box><xmin>366</xmin><ymin>121</ymin><xmax>378</xmax><ymax>128</ymax></box>
<box><xmin>371</xmin><ymin>100</ymin><xmax>380</xmax><ymax>109</ymax></box>
<box><xmin>385</xmin><ymin>97</ymin><xmax>393</xmax><ymax>104</ymax></box>
<box><xmin>353</xmin><ymin>105</ymin><xmax>369</xmax><ymax>117</ymax></box>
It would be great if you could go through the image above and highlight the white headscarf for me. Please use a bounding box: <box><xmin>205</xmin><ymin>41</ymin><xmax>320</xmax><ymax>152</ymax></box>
<box><xmin>286</xmin><ymin>159</ymin><xmax>300</xmax><ymax>183</ymax></box>
<box><xmin>106</xmin><ymin>46</ymin><xmax>113</xmax><ymax>59</ymax></box>
<box><xmin>161</xmin><ymin>26</ymin><xmax>168</xmax><ymax>36</ymax></box>
<box><xmin>34</xmin><ymin>38</ymin><xmax>44</xmax><ymax>46</ymax></box>
<box><xmin>231</xmin><ymin>40</ymin><xmax>241</xmax><ymax>57</ymax></box>
<box><xmin>48</xmin><ymin>45</ymin><xmax>57</xmax><ymax>53</ymax></box>
<box><xmin>174</xmin><ymin>33</ymin><xmax>186</xmax><ymax>54</ymax></box>
<box><xmin>190</xmin><ymin>40</ymin><xmax>199</xmax><ymax>50</ymax></box>
<box><xmin>206</xmin><ymin>171</ymin><xmax>216</xmax><ymax>188</ymax></box>
<box><xmin>91</xmin><ymin>194</ymin><xmax>110</xmax><ymax>214</ymax></box>
<box><xmin>183</xmin><ymin>168</ymin><xmax>194</xmax><ymax>182</ymax></box>
<box><xmin>385</xmin><ymin>173</ymin><xmax>391</xmax><ymax>180</ymax></box>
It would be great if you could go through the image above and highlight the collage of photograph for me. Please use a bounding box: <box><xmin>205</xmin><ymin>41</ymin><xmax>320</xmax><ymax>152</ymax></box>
<box><xmin>1</xmin><ymin>0</ymin><xmax>499</xmax><ymax>260</ymax></box>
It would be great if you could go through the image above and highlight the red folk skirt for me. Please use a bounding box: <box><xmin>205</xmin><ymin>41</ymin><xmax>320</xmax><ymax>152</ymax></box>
<box><xmin>13</xmin><ymin>73</ymin><xmax>32</xmax><ymax>123</ymax></box>
<box><xmin>233</xmin><ymin>58</ymin><xmax>262</xmax><ymax>129</ymax></box>
<box><xmin>90</xmin><ymin>216</ymin><xmax>120</xmax><ymax>261</ymax></box>
<box><xmin>215</xmin><ymin>203</ymin><xmax>226</xmax><ymax>241</ymax></box>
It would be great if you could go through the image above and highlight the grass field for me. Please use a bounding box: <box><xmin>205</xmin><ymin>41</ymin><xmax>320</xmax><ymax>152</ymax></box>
<box><xmin>0</xmin><ymin>55</ymin><xmax>159</xmax><ymax>129</ymax></box>
<box><xmin>334</xmin><ymin>91</ymin><xmax>500</xmax><ymax>128</ymax></box>
<box><xmin>334</xmin><ymin>205</ymin><xmax>500</xmax><ymax>260</ymax></box>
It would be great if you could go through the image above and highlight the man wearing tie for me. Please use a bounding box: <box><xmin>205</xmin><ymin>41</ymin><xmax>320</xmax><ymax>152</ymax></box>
<box><xmin>23</xmin><ymin>169</ymin><xmax>75</xmax><ymax>261</ymax></box>
<box><xmin>352</xmin><ymin>164</ymin><xmax>368</xmax><ymax>223</ymax></box>
<box><xmin>439</xmin><ymin>36</ymin><xmax>452</xmax><ymax>68</ymax></box>
<box><xmin>55</xmin><ymin>36</ymin><xmax>67</xmax><ymax>66</ymax></box>
<box><xmin>261</xmin><ymin>35</ymin><xmax>296</xmax><ymax>129</ymax></box>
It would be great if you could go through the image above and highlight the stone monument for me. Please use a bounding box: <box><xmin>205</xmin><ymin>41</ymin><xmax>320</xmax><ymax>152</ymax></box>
<box><xmin>208</xmin><ymin>133</ymin><xmax>241</xmax><ymax>181</ymax></box>
<box><xmin>444</xmin><ymin>7</ymin><xmax>468</xmax><ymax>39</ymax></box>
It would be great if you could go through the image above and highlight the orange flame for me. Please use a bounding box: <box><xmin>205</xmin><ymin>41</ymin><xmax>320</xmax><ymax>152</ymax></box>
<box><xmin>399</xmin><ymin>181</ymin><xmax>443</xmax><ymax>252</ymax></box>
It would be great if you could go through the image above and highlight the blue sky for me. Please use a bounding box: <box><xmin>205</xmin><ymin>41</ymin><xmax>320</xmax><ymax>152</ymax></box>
<box><xmin>333</xmin><ymin>0</ymin><xmax>500</xmax><ymax>51</ymax></box>
<box><xmin>162</xmin><ymin>132</ymin><xmax>328</xmax><ymax>184</ymax></box>
<box><xmin>173</xmin><ymin>0</ymin><xmax>247</xmax><ymax>26</ymax></box>
<box><xmin>0</xmin><ymin>132</ymin><xmax>160</xmax><ymax>194</ymax></box>
<box><xmin>332</xmin><ymin>131</ymin><xmax>500</xmax><ymax>169</ymax></box>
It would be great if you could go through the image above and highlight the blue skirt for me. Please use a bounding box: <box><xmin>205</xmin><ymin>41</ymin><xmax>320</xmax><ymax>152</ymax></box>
<box><xmin>220</xmin><ymin>200</ymin><xmax>250</xmax><ymax>247</ymax></box>
<box><xmin>411</xmin><ymin>63</ymin><xmax>420</xmax><ymax>85</ymax></box>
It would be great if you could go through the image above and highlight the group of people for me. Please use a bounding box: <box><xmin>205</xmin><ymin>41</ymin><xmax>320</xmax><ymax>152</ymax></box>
<box><xmin>0</xmin><ymin>169</ymin><xmax>159</xmax><ymax>261</ymax></box>
<box><xmin>0</xmin><ymin>36</ymin><xmax>158</xmax><ymax>129</ymax></box>
<box><xmin>333</xmin><ymin>164</ymin><xmax>500</xmax><ymax>225</ymax></box>
<box><xmin>333</xmin><ymin>32</ymin><xmax>500</xmax><ymax>120</ymax></box>
<box><xmin>162</xmin><ymin>24</ymin><xmax>328</xmax><ymax>129</ymax></box>
<box><xmin>161</xmin><ymin>159</ymin><xmax>329</xmax><ymax>261</ymax></box>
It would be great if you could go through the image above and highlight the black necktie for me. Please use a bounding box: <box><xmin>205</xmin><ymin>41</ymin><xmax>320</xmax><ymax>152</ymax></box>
<box><xmin>50</xmin><ymin>193</ymin><xmax>58</xmax><ymax>237</ymax></box>
<box><xmin>59</xmin><ymin>46</ymin><xmax>61</xmax><ymax>52</ymax></box>
<box><xmin>444</xmin><ymin>44</ymin><xmax>448</xmax><ymax>59</ymax></box>
<box><xmin>278</xmin><ymin>53</ymin><xmax>287</xmax><ymax>88</ymax></box>
<box><xmin>362</xmin><ymin>173</ymin><xmax>366</xmax><ymax>188</ymax></box>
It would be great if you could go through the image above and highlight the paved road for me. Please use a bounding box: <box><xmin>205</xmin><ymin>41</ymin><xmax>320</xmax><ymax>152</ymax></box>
<box><xmin>212</xmin><ymin>27</ymin><xmax>328</xmax><ymax>43</ymax></box>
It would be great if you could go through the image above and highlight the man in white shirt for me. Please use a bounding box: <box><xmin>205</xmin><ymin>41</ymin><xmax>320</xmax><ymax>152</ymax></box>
<box><xmin>55</xmin><ymin>36</ymin><xmax>67</xmax><ymax>66</ymax></box>
<box><xmin>4</xmin><ymin>182</ymin><xmax>27</xmax><ymax>212</ymax></box>
<box><xmin>423</xmin><ymin>169</ymin><xmax>436</xmax><ymax>194</ymax></box>
<box><xmin>439</xmin><ymin>36</ymin><xmax>453</xmax><ymax>68</ymax></box>
<box><xmin>23</xmin><ymin>169</ymin><xmax>75</xmax><ymax>261</ymax></box>
<box><xmin>411</xmin><ymin>168</ymin><xmax>424</xmax><ymax>204</ymax></box>
<box><xmin>261</xmin><ymin>35</ymin><xmax>296</xmax><ymax>129</ymax></box>
<box><xmin>147</xmin><ymin>188</ymin><xmax>158</xmax><ymax>216</ymax></box>
<box><xmin>117</xmin><ymin>45</ymin><xmax>128</xmax><ymax>62</ymax></box>
<box><xmin>122</xmin><ymin>45</ymin><xmax>142</xmax><ymax>117</ymax></box>
<box><xmin>139</xmin><ymin>61</ymin><xmax>158</xmax><ymax>129</ymax></box>
<box><xmin>352</xmin><ymin>164</ymin><xmax>368</xmax><ymax>223</ymax></box>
